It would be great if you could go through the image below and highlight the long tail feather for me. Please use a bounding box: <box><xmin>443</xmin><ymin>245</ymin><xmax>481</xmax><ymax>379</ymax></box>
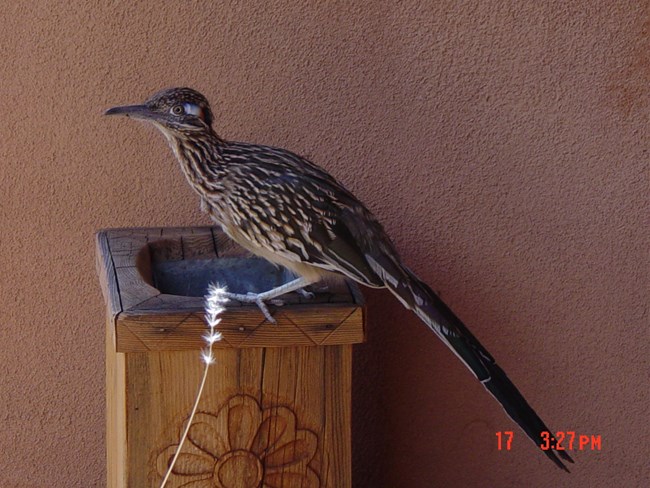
<box><xmin>368</xmin><ymin>253</ymin><xmax>574</xmax><ymax>471</ymax></box>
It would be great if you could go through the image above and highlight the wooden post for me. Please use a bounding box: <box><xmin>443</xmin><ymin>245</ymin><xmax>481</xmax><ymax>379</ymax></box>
<box><xmin>96</xmin><ymin>227</ymin><xmax>365</xmax><ymax>488</ymax></box>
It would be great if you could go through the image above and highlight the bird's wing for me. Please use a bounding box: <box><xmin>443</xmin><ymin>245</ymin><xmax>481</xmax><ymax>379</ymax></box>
<box><xmin>279</xmin><ymin>175</ymin><xmax>387</xmax><ymax>287</ymax></box>
<box><xmin>223</xmin><ymin>143</ymin><xmax>389</xmax><ymax>286</ymax></box>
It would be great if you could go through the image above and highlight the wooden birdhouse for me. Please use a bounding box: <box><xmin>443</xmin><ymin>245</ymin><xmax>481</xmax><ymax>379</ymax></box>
<box><xmin>96</xmin><ymin>226</ymin><xmax>365</xmax><ymax>488</ymax></box>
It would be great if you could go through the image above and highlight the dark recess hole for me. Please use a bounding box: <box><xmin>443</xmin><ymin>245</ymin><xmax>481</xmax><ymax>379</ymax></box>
<box><xmin>151</xmin><ymin>257</ymin><xmax>293</xmax><ymax>297</ymax></box>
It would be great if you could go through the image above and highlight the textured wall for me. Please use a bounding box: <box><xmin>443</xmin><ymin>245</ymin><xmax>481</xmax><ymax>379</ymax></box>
<box><xmin>0</xmin><ymin>2</ymin><xmax>647</xmax><ymax>487</ymax></box>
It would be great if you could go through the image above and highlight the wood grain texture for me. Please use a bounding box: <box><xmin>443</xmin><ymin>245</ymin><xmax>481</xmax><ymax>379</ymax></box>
<box><xmin>96</xmin><ymin>227</ymin><xmax>364</xmax><ymax>487</ymax></box>
<box><xmin>96</xmin><ymin>232</ymin><xmax>122</xmax><ymax>344</ymax></box>
<box><xmin>121</xmin><ymin>346</ymin><xmax>352</xmax><ymax>487</ymax></box>
<box><xmin>106</xmin><ymin>314</ymin><xmax>127</xmax><ymax>488</ymax></box>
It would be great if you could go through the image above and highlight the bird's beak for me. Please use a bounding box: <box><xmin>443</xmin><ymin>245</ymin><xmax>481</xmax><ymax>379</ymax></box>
<box><xmin>104</xmin><ymin>104</ymin><xmax>156</xmax><ymax>120</ymax></box>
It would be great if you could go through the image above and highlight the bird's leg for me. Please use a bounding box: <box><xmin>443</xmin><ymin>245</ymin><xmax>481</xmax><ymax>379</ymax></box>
<box><xmin>223</xmin><ymin>276</ymin><xmax>318</xmax><ymax>323</ymax></box>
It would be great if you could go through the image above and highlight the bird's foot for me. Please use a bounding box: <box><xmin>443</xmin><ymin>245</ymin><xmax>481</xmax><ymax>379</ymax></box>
<box><xmin>297</xmin><ymin>287</ymin><xmax>315</xmax><ymax>299</ymax></box>
<box><xmin>223</xmin><ymin>291</ymin><xmax>282</xmax><ymax>324</ymax></box>
<box><xmin>221</xmin><ymin>277</ymin><xmax>320</xmax><ymax>324</ymax></box>
<box><xmin>297</xmin><ymin>284</ymin><xmax>330</xmax><ymax>299</ymax></box>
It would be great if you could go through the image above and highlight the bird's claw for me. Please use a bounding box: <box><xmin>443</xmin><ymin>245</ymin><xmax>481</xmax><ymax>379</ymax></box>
<box><xmin>221</xmin><ymin>289</ymin><xmax>295</xmax><ymax>325</ymax></box>
<box><xmin>253</xmin><ymin>296</ymin><xmax>277</xmax><ymax>324</ymax></box>
<box><xmin>232</xmin><ymin>292</ymin><xmax>282</xmax><ymax>324</ymax></box>
<box><xmin>297</xmin><ymin>288</ymin><xmax>315</xmax><ymax>299</ymax></box>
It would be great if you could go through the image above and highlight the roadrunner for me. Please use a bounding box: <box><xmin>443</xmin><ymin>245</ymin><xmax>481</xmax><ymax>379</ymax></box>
<box><xmin>106</xmin><ymin>87</ymin><xmax>574</xmax><ymax>471</ymax></box>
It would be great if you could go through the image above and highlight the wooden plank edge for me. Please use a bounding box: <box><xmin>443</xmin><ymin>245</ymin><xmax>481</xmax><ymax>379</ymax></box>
<box><xmin>115</xmin><ymin>303</ymin><xmax>365</xmax><ymax>352</ymax></box>
<box><xmin>95</xmin><ymin>230</ymin><xmax>123</xmax><ymax>322</ymax></box>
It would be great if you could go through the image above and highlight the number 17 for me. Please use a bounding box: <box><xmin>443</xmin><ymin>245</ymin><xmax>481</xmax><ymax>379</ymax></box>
<box><xmin>496</xmin><ymin>431</ymin><xmax>514</xmax><ymax>450</ymax></box>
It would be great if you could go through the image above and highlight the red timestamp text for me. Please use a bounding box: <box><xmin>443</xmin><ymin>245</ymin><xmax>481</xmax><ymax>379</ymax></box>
<box><xmin>496</xmin><ymin>431</ymin><xmax>602</xmax><ymax>451</ymax></box>
<box><xmin>495</xmin><ymin>431</ymin><xmax>514</xmax><ymax>450</ymax></box>
<box><xmin>540</xmin><ymin>431</ymin><xmax>602</xmax><ymax>451</ymax></box>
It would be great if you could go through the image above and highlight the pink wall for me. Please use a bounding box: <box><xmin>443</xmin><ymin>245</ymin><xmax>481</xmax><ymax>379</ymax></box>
<box><xmin>0</xmin><ymin>2</ymin><xmax>647</xmax><ymax>486</ymax></box>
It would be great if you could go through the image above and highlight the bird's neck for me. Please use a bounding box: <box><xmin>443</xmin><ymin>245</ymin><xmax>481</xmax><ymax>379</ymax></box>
<box><xmin>168</xmin><ymin>129</ymin><xmax>228</xmax><ymax>196</ymax></box>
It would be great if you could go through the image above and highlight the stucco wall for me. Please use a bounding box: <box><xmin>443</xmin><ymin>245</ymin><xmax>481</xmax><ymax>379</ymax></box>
<box><xmin>0</xmin><ymin>2</ymin><xmax>647</xmax><ymax>487</ymax></box>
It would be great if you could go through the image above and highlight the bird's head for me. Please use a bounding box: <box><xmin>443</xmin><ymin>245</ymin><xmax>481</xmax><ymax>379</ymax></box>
<box><xmin>105</xmin><ymin>87</ymin><xmax>214</xmax><ymax>135</ymax></box>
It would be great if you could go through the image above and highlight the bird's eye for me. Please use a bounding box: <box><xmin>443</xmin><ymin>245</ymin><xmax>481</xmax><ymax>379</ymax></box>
<box><xmin>171</xmin><ymin>105</ymin><xmax>184</xmax><ymax>115</ymax></box>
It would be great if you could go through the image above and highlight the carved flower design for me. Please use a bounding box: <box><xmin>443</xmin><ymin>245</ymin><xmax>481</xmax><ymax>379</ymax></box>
<box><xmin>157</xmin><ymin>395</ymin><xmax>319</xmax><ymax>488</ymax></box>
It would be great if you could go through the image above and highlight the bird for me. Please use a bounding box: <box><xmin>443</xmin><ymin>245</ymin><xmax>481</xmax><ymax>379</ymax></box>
<box><xmin>105</xmin><ymin>87</ymin><xmax>574</xmax><ymax>472</ymax></box>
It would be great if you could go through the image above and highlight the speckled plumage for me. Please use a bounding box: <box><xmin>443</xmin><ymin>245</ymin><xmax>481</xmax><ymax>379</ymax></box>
<box><xmin>106</xmin><ymin>87</ymin><xmax>574</xmax><ymax>472</ymax></box>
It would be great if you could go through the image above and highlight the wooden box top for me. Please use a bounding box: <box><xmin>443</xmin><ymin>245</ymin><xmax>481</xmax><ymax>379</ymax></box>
<box><xmin>96</xmin><ymin>227</ymin><xmax>365</xmax><ymax>352</ymax></box>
